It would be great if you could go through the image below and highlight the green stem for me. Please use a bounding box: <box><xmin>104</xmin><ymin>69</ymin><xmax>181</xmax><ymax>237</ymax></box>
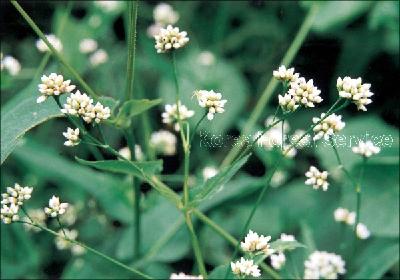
<box><xmin>185</xmin><ymin>212</ymin><xmax>207</xmax><ymax>278</ymax></box>
<box><xmin>125</xmin><ymin>0</ymin><xmax>139</xmax><ymax>101</ymax></box>
<box><xmin>281</xmin><ymin>119</ymin><xmax>285</xmax><ymax>151</ymax></box>
<box><xmin>354</xmin><ymin>157</ymin><xmax>367</xmax><ymax>239</ymax></box>
<box><xmin>221</xmin><ymin>4</ymin><xmax>320</xmax><ymax>167</ymax></box>
<box><xmin>56</xmin><ymin>216</ymin><xmax>67</xmax><ymax>238</ymax></box>
<box><xmin>189</xmin><ymin>112</ymin><xmax>208</xmax><ymax>145</ymax></box>
<box><xmin>11</xmin><ymin>0</ymin><xmax>99</xmax><ymax>98</ymax></box>
<box><xmin>183</xmin><ymin>147</ymin><xmax>190</xmax><ymax>206</ymax></box>
<box><xmin>329</xmin><ymin>138</ymin><xmax>356</xmax><ymax>185</ymax></box>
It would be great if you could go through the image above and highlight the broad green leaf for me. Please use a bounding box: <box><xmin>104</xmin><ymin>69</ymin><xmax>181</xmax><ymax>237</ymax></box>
<box><xmin>191</xmin><ymin>154</ymin><xmax>252</xmax><ymax>205</ymax></box>
<box><xmin>208</xmin><ymin>264</ymin><xmax>235</xmax><ymax>279</ymax></box>
<box><xmin>269</xmin><ymin>240</ymin><xmax>305</xmax><ymax>252</ymax></box>
<box><xmin>112</xmin><ymin>99</ymin><xmax>162</xmax><ymax>128</ymax></box>
<box><xmin>1</xmin><ymin>81</ymin><xmax>63</xmax><ymax>164</ymax></box>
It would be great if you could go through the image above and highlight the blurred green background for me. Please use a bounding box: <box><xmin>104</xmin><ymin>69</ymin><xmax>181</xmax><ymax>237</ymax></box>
<box><xmin>1</xmin><ymin>1</ymin><xmax>399</xmax><ymax>279</ymax></box>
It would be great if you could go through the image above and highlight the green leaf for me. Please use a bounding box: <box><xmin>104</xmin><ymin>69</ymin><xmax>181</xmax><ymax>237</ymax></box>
<box><xmin>112</xmin><ymin>99</ymin><xmax>162</xmax><ymax>128</ymax></box>
<box><xmin>1</xmin><ymin>81</ymin><xmax>63</xmax><ymax>164</ymax></box>
<box><xmin>269</xmin><ymin>240</ymin><xmax>305</xmax><ymax>252</ymax></box>
<box><xmin>190</xmin><ymin>154</ymin><xmax>252</xmax><ymax>206</ymax></box>
<box><xmin>208</xmin><ymin>264</ymin><xmax>235</xmax><ymax>279</ymax></box>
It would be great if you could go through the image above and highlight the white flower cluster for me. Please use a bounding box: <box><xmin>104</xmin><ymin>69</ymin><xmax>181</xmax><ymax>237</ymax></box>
<box><xmin>150</xmin><ymin>130</ymin><xmax>177</xmax><ymax>156</ymax></box>
<box><xmin>170</xmin><ymin>272</ymin><xmax>202</xmax><ymax>279</ymax></box>
<box><xmin>273</xmin><ymin>65</ymin><xmax>299</xmax><ymax>83</ymax></box>
<box><xmin>63</xmin><ymin>127</ymin><xmax>80</xmax><ymax>147</ymax></box>
<box><xmin>1</xmin><ymin>204</ymin><xmax>19</xmax><ymax>224</ymax></box>
<box><xmin>356</xmin><ymin>223</ymin><xmax>371</xmax><ymax>240</ymax></box>
<box><xmin>162</xmin><ymin>101</ymin><xmax>195</xmax><ymax>131</ymax></box>
<box><xmin>305</xmin><ymin>166</ymin><xmax>329</xmax><ymax>191</ymax></box>
<box><xmin>352</xmin><ymin>140</ymin><xmax>380</xmax><ymax>157</ymax></box>
<box><xmin>1</xmin><ymin>54</ymin><xmax>21</xmax><ymax>76</ymax></box>
<box><xmin>231</xmin><ymin>257</ymin><xmax>261</xmax><ymax>278</ymax></box>
<box><xmin>61</xmin><ymin>90</ymin><xmax>111</xmax><ymax>124</ymax></box>
<box><xmin>36</xmin><ymin>34</ymin><xmax>63</xmax><ymax>53</ymax></box>
<box><xmin>118</xmin><ymin>145</ymin><xmax>144</xmax><ymax>161</ymax></box>
<box><xmin>202</xmin><ymin>166</ymin><xmax>218</xmax><ymax>180</ymax></box>
<box><xmin>334</xmin><ymin>207</ymin><xmax>356</xmax><ymax>225</ymax></box>
<box><xmin>37</xmin><ymin>73</ymin><xmax>76</xmax><ymax>103</ymax></box>
<box><xmin>312</xmin><ymin>113</ymin><xmax>345</xmax><ymax>141</ymax></box>
<box><xmin>240</xmin><ymin>229</ymin><xmax>274</xmax><ymax>255</ymax></box>
<box><xmin>44</xmin><ymin>195</ymin><xmax>69</xmax><ymax>218</ymax></box>
<box><xmin>269</xmin><ymin>233</ymin><xmax>296</xmax><ymax>270</ymax></box>
<box><xmin>194</xmin><ymin>90</ymin><xmax>227</xmax><ymax>120</ymax></box>
<box><xmin>55</xmin><ymin>229</ymin><xmax>85</xmax><ymax>255</ymax></box>
<box><xmin>1</xmin><ymin>183</ymin><xmax>33</xmax><ymax>206</ymax></box>
<box><xmin>79</xmin><ymin>38</ymin><xmax>98</xmax><ymax>54</ymax></box>
<box><xmin>89</xmin><ymin>49</ymin><xmax>108</xmax><ymax>67</ymax></box>
<box><xmin>337</xmin><ymin>76</ymin><xmax>373</xmax><ymax>111</ymax></box>
<box><xmin>154</xmin><ymin>25</ymin><xmax>189</xmax><ymax>53</ymax></box>
<box><xmin>148</xmin><ymin>3</ymin><xmax>179</xmax><ymax>37</ymax></box>
<box><xmin>304</xmin><ymin>251</ymin><xmax>346</xmax><ymax>279</ymax></box>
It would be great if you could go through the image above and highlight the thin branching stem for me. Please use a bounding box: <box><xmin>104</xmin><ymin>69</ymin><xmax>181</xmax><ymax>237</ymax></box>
<box><xmin>125</xmin><ymin>0</ymin><xmax>139</xmax><ymax>101</ymax></box>
<box><xmin>56</xmin><ymin>216</ymin><xmax>67</xmax><ymax>238</ymax></box>
<box><xmin>329</xmin><ymin>138</ymin><xmax>356</xmax><ymax>185</ymax></box>
<box><xmin>354</xmin><ymin>157</ymin><xmax>367</xmax><ymax>252</ymax></box>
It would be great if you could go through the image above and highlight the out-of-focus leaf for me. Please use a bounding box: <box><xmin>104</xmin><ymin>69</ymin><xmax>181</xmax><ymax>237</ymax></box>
<box><xmin>270</xmin><ymin>240</ymin><xmax>306</xmax><ymax>252</ymax></box>
<box><xmin>208</xmin><ymin>264</ymin><xmax>235</xmax><ymax>279</ymax></box>
<box><xmin>112</xmin><ymin>99</ymin><xmax>162</xmax><ymax>128</ymax></box>
<box><xmin>1</xmin><ymin>81</ymin><xmax>63</xmax><ymax>164</ymax></box>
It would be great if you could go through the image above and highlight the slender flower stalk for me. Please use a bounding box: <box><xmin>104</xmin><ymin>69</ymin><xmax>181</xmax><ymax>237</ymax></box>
<box><xmin>354</xmin><ymin>157</ymin><xmax>367</xmax><ymax>247</ymax></box>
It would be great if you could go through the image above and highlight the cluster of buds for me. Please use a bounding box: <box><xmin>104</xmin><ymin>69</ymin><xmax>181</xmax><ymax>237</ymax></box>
<box><xmin>37</xmin><ymin>73</ymin><xmax>76</xmax><ymax>103</ymax></box>
<box><xmin>169</xmin><ymin>273</ymin><xmax>202</xmax><ymax>280</ymax></box>
<box><xmin>337</xmin><ymin>76</ymin><xmax>373</xmax><ymax>111</ymax></box>
<box><xmin>334</xmin><ymin>207</ymin><xmax>356</xmax><ymax>225</ymax></box>
<box><xmin>240</xmin><ymin>230</ymin><xmax>274</xmax><ymax>255</ymax></box>
<box><xmin>1</xmin><ymin>183</ymin><xmax>32</xmax><ymax>224</ymax></box>
<box><xmin>304</xmin><ymin>251</ymin><xmax>346</xmax><ymax>279</ymax></box>
<box><xmin>44</xmin><ymin>196</ymin><xmax>69</xmax><ymax>218</ymax></box>
<box><xmin>63</xmin><ymin>127</ymin><xmax>80</xmax><ymax>147</ymax></box>
<box><xmin>231</xmin><ymin>257</ymin><xmax>261</xmax><ymax>278</ymax></box>
<box><xmin>305</xmin><ymin>166</ymin><xmax>329</xmax><ymax>191</ymax></box>
<box><xmin>1</xmin><ymin>53</ymin><xmax>21</xmax><ymax>76</ymax></box>
<box><xmin>55</xmin><ymin>229</ymin><xmax>85</xmax><ymax>255</ymax></box>
<box><xmin>154</xmin><ymin>25</ymin><xmax>189</xmax><ymax>53</ymax></box>
<box><xmin>147</xmin><ymin>3</ymin><xmax>179</xmax><ymax>37</ymax></box>
<box><xmin>312</xmin><ymin>113</ymin><xmax>345</xmax><ymax>141</ymax></box>
<box><xmin>36</xmin><ymin>34</ymin><xmax>63</xmax><ymax>53</ymax></box>
<box><xmin>352</xmin><ymin>140</ymin><xmax>380</xmax><ymax>157</ymax></box>
<box><xmin>162</xmin><ymin>101</ymin><xmax>194</xmax><ymax>131</ymax></box>
<box><xmin>150</xmin><ymin>130</ymin><xmax>177</xmax><ymax>156</ymax></box>
<box><xmin>194</xmin><ymin>90</ymin><xmax>227</xmax><ymax>120</ymax></box>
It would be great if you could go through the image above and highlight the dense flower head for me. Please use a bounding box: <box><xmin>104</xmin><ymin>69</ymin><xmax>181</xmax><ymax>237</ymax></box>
<box><xmin>89</xmin><ymin>49</ymin><xmax>108</xmax><ymax>67</ymax></box>
<box><xmin>352</xmin><ymin>140</ymin><xmax>380</xmax><ymax>157</ymax></box>
<box><xmin>202</xmin><ymin>166</ymin><xmax>218</xmax><ymax>180</ymax></box>
<box><xmin>79</xmin><ymin>38</ymin><xmax>98</xmax><ymax>54</ymax></box>
<box><xmin>289</xmin><ymin>77</ymin><xmax>323</xmax><ymax>108</ymax></box>
<box><xmin>150</xmin><ymin>130</ymin><xmax>177</xmax><ymax>156</ymax></box>
<box><xmin>1</xmin><ymin>203</ymin><xmax>19</xmax><ymax>224</ymax></box>
<box><xmin>270</xmin><ymin>252</ymin><xmax>286</xmax><ymax>270</ymax></box>
<box><xmin>170</xmin><ymin>272</ymin><xmax>202</xmax><ymax>279</ymax></box>
<box><xmin>61</xmin><ymin>90</ymin><xmax>111</xmax><ymax>124</ymax></box>
<box><xmin>154</xmin><ymin>3</ymin><xmax>179</xmax><ymax>26</ymax></box>
<box><xmin>1</xmin><ymin>54</ymin><xmax>21</xmax><ymax>76</ymax></box>
<box><xmin>1</xmin><ymin>183</ymin><xmax>33</xmax><ymax>206</ymax></box>
<box><xmin>337</xmin><ymin>76</ymin><xmax>373</xmax><ymax>111</ymax></box>
<box><xmin>241</xmin><ymin>230</ymin><xmax>274</xmax><ymax>255</ymax></box>
<box><xmin>194</xmin><ymin>89</ymin><xmax>227</xmax><ymax>120</ymax></box>
<box><xmin>162</xmin><ymin>101</ymin><xmax>195</xmax><ymax>131</ymax></box>
<box><xmin>278</xmin><ymin>93</ymin><xmax>299</xmax><ymax>112</ymax></box>
<box><xmin>63</xmin><ymin>127</ymin><xmax>80</xmax><ymax>147</ymax></box>
<box><xmin>36</xmin><ymin>34</ymin><xmax>63</xmax><ymax>52</ymax></box>
<box><xmin>273</xmin><ymin>65</ymin><xmax>299</xmax><ymax>83</ymax></box>
<box><xmin>305</xmin><ymin>166</ymin><xmax>329</xmax><ymax>191</ymax></box>
<box><xmin>356</xmin><ymin>223</ymin><xmax>371</xmax><ymax>240</ymax></box>
<box><xmin>154</xmin><ymin>25</ymin><xmax>189</xmax><ymax>53</ymax></box>
<box><xmin>44</xmin><ymin>195</ymin><xmax>69</xmax><ymax>218</ymax></box>
<box><xmin>312</xmin><ymin>113</ymin><xmax>345</xmax><ymax>141</ymax></box>
<box><xmin>231</xmin><ymin>257</ymin><xmax>261</xmax><ymax>278</ymax></box>
<box><xmin>55</xmin><ymin>229</ymin><xmax>85</xmax><ymax>255</ymax></box>
<box><xmin>304</xmin><ymin>251</ymin><xmax>346</xmax><ymax>279</ymax></box>
<box><xmin>37</xmin><ymin>73</ymin><xmax>76</xmax><ymax>103</ymax></box>
<box><xmin>333</xmin><ymin>207</ymin><xmax>356</xmax><ymax>225</ymax></box>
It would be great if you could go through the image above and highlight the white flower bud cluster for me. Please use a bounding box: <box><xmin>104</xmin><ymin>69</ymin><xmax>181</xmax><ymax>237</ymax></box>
<box><xmin>304</xmin><ymin>251</ymin><xmax>346</xmax><ymax>279</ymax></box>
<box><xmin>202</xmin><ymin>166</ymin><xmax>218</xmax><ymax>180</ymax></box>
<box><xmin>1</xmin><ymin>54</ymin><xmax>21</xmax><ymax>76</ymax></box>
<box><xmin>305</xmin><ymin>166</ymin><xmax>329</xmax><ymax>191</ymax></box>
<box><xmin>162</xmin><ymin>101</ymin><xmax>195</xmax><ymax>131</ymax></box>
<box><xmin>44</xmin><ymin>195</ymin><xmax>69</xmax><ymax>218</ymax></box>
<box><xmin>89</xmin><ymin>49</ymin><xmax>108</xmax><ymax>67</ymax></box>
<box><xmin>356</xmin><ymin>223</ymin><xmax>371</xmax><ymax>240</ymax></box>
<box><xmin>240</xmin><ymin>230</ymin><xmax>274</xmax><ymax>255</ymax></box>
<box><xmin>148</xmin><ymin>3</ymin><xmax>179</xmax><ymax>37</ymax></box>
<box><xmin>37</xmin><ymin>73</ymin><xmax>76</xmax><ymax>103</ymax></box>
<box><xmin>170</xmin><ymin>272</ymin><xmax>202</xmax><ymax>279</ymax></box>
<box><xmin>1</xmin><ymin>204</ymin><xmax>19</xmax><ymax>224</ymax></box>
<box><xmin>194</xmin><ymin>90</ymin><xmax>227</xmax><ymax>120</ymax></box>
<box><xmin>36</xmin><ymin>34</ymin><xmax>63</xmax><ymax>53</ymax></box>
<box><xmin>312</xmin><ymin>113</ymin><xmax>345</xmax><ymax>141</ymax></box>
<box><xmin>55</xmin><ymin>229</ymin><xmax>85</xmax><ymax>255</ymax></box>
<box><xmin>231</xmin><ymin>257</ymin><xmax>261</xmax><ymax>278</ymax></box>
<box><xmin>352</xmin><ymin>140</ymin><xmax>380</xmax><ymax>157</ymax></box>
<box><xmin>334</xmin><ymin>207</ymin><xmax>356</xmax><ymax>225</ymax></box>
<box><xmin>154</xmin><ymin>25</ymin><xmax>189</xmax><ymax>53</ymax></box>
<box><xmin>337</xmin><ymin>76</ymin><xmax>373</xmax><ymax>111</ymax></box>
<box><xmin>79</xmin><ymin>38</ymin><xmax>98</xmax><ymax>54</ymax></box>
<box><xmin>61</xmin><ymin>90</ymin><xmax>111</xmax><ymax>124</ymax></box>
<box><xmin>273</xmin><ymin>65</ymin><xmax>299</xmax><ymax>82</ymax></box>
<box><xmin>1</xmin><ymin>183</ymin><xmax>33</xmax><ymax>206</ymax></box>
<box><xmin>270</xmin><ymin>252</ymin><xmax>286</xmax><ymax>270</ymax></box>
<box><xmin>63</xmin><ymin>127</ymin><xmax>80</xmax><ymax>147</ymax></box>
<box><xmin>278</xmin><ymin>93</ymin><xmax>299</xmax><ymax>112</ymax></box>
<box><xmin>150</xmin><ymin>130</ymin><xmax>177</xmax><ymax>156</ymax></box>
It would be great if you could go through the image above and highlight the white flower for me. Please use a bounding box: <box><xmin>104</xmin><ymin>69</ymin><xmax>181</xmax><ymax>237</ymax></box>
<box><xmin>1</xmin><ymin>204</ymin><xmax>19</xmax><ymax>224</ymax></box>
<box><xmin>1</xmin><ymin>183</ymin><xmax>33</xmax><ymax>206</ymax></box>
<box><xmin>63</xmin><ymin>127</ymin><xmax>80</xmax><ymax>147</ymax></box>
<box><xmin>150</xmin><ymin>130</ymin><xmax>177</xmax><ymax>156</ymax></box>
<box><xmin>305</xmin><ymin>166</ymin><xmax>329</xmax><ymax>191</ymax></box>
<box><xmin>333</xmin><ymin>207</ymin><xmax>356</xmax><ymax>225</ymax></box>
<box><xmin>291</xmin><ymin>129</ymin><xmax>311</xmax><ymax>148</ymax></box>
<box><xmin>154</xmin><ymin>3</ymin><xmax>179</xmax><ymax>26</ymax></box>
<box><xmin>61</xmin><ymin>90</ymin><xmax>111</xmax><ymax>124</ymax></box>
<box><xmin>79</xmin><ymin>38</ymin><xmax>98</xmax><ymax>54</ymax></box>
<box><xmin>89</xmin><ymin>49</ymin><xmax>108</xmax><ymax>67</ymax></box>
<box><xmin>37</xmin><ymin>73</ymin><xmax>76</xmax><ymax>103</ymax></box>
<box><xmin>1</xmin><ymin>55</ymin><xmax>21</xmax><ymax>76</ymax></box>
<box><xmin>270</xmin><ymin>252</ymin><xmax>286</xmax><ymax>270</ymax></box>
<box><xmin>278</xmin><ymin>93</ymin><xmax>299</xmax><ymax>112</ymax></box>
<box><xmin>44</xmin><ymin>195</ymin><xmax>69</xmax><ymax>218</ymax></box>
<box><xmin>352</xmin><ymin>140</ymin><xmax>380</xmax><ymax>157</ymax></box>
<box><xmin>194</xmin><ymin>90</ymin><xmax>227</xmax><ymax>120</ymax></box>
<box><xmin>170</xmin><ymin>272</ymin><xmax>202</xmax><ymax>279</ymax></box>
<box><xmin>162</xmin><ymin>101</ymin><xmax>195</xmax><ymax>131</ymax></box>
<box><xmin>36</xmin><ymin>34</ymin><xmax>63</xmax><ymax>52</ymax></box>
<box><xmin>312</xmin><ymin>113</ymin><xmax>345</xmax><ymax>141</ymax></box>
<box><xmin>118</xmin><ymin>145</ymin><xmax>144</xmax><ymax>161</ymax></box>
<box><xmin>356</xmin><ymin>223</ymin><xmax>371</xmax><ymax>240</ymax></box>
<box><xmin>337</xmin><ymin>76</ymin><xmax>373</xmax><ymax>111</ymax></box>
<box><xmin>23</xmin><ymin>209</ymin><xmax>46</xmax><ymax>232</ymax></box>
<box><xmin>55</xmin><ymin>229</ymin><xmax>85</xmax><ymax>255</ymax></box>
<box><xmin>280</xmin><ymin>233</ymin><xmax>296</xmax><ymax>242</ymax></box>
<box><xmin>202</xmin><ymin>166</ymin><xmax>218</xmax><ymax>180</ymax></box>
<box><xmin>304</xmin><ymin>251</ymin><xmax>346</xmax><ymax>279</ymax></box>
<box><xmin>94</xmin><ymin>1</ymin><xmax>121</xmax><ymax>12</ymax></box>
<box><xmin>198</xmin><ymin>51</ymin><xmax>215</xmax><ymax>66</ymax></box>
<box><xmin>154</xmin><ymin>25</ymin><xmax>189</xmax><ymax>53</ymax></box>
<box><xmin>273</xmin><ymin>65</ymin><xmax>299</xmax><ymax>82</ymax></box>
<box><xmin>289</xmin><ymin>77</ymin><xmax>323</xmax><ymax>108</ymax></box>
<box><xmin>241</xmin><ymin>230</ymin><xmax>274</xmax><ymax>255</ymax></box>
<box><xmin>231</xmin><ymin>257</ymin><xmax>261</xmax><ymax>278</ymax></box>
